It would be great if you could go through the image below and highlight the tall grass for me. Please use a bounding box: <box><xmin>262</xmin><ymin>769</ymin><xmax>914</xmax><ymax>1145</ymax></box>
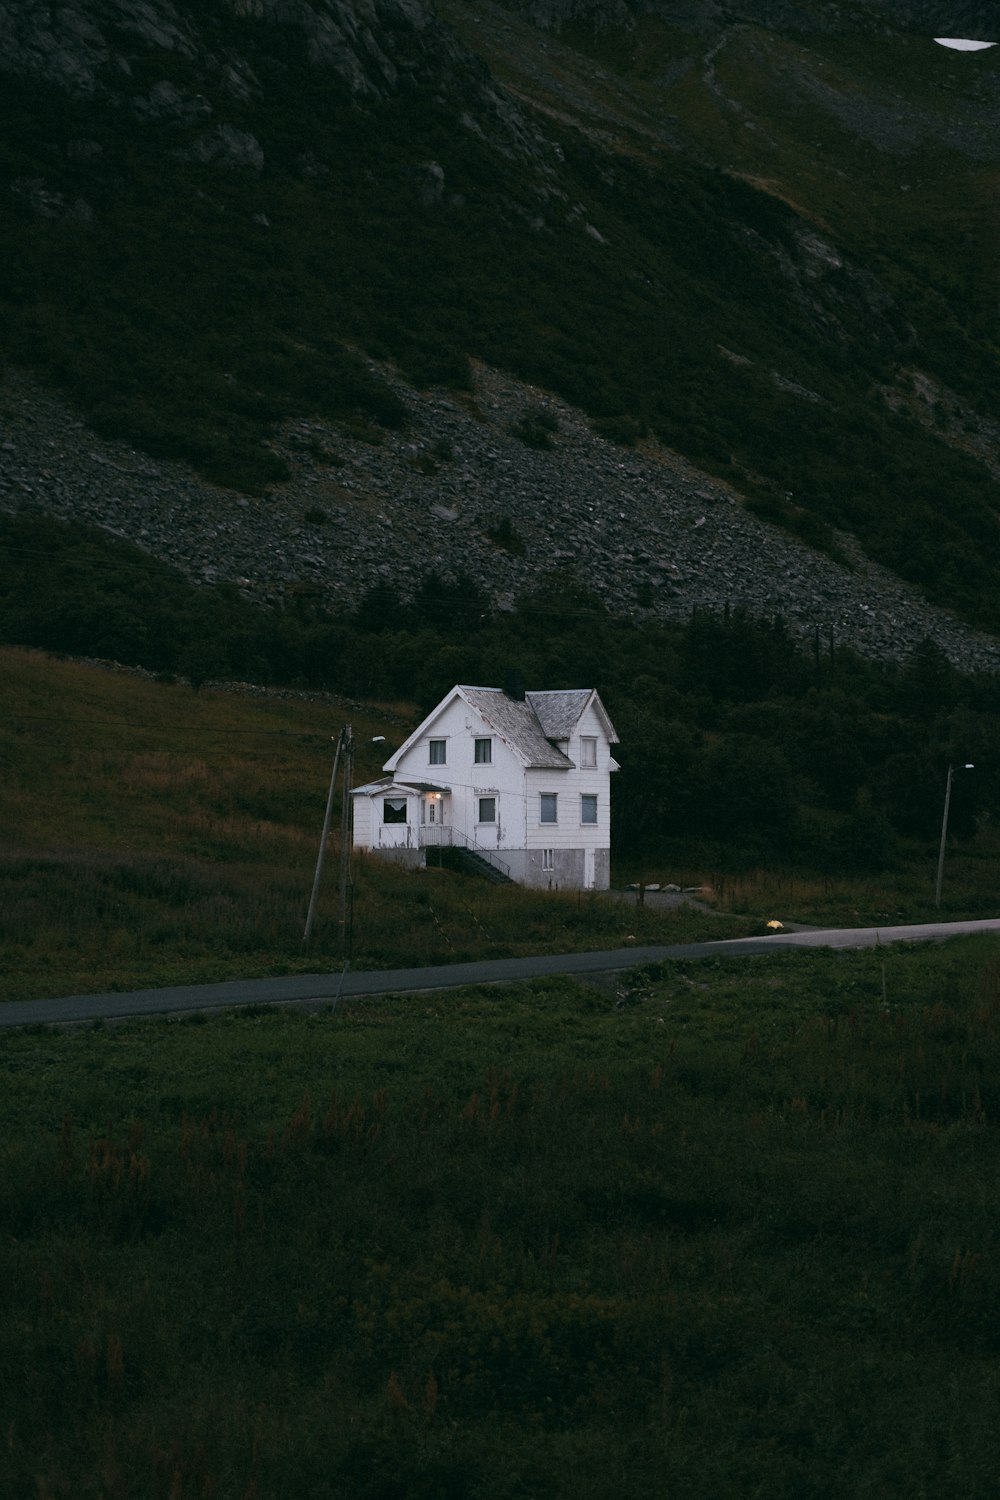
<box><xmin>6</xmin><ymin>645</ymin><xmax>997</xmax><ymax>1005</ymax></box>
<box><xmin>3</xmin><ymin>941</ymin><xmax>1000</xmax><ymax>1497</ymax></box>
<box><xmin>705</xmin><ymin>857</ymin><xmax>1000</xmax><ymax>926</ymax></box>
<box><xmin>1</xmin><ymin>648</ymin><xmax>751</xmax><ymax>1001</ymax></box>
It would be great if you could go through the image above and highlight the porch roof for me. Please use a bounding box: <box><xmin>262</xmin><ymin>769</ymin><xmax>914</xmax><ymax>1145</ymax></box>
<box><xmin>351</xmin><ymin>776</ymin><xmax>451</xmax><ymax>797</ymax></box>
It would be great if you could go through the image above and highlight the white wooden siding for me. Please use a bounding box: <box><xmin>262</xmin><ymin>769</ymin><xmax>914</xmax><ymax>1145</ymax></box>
<box><xmin>352</xmin><ymin>796</ymin><xmax>370</xmax><ymax>849</ymax></box>
<box><xmin>392</xmin><ymin>695</ymin><xmax>530</xmax><ymax>851</ymax></box>
<box><xmin>524</xmin><ymin>770</ymin><xmax>610</xmax><ymax>849</ymax></box>
<box><xmin>360</xmin><ymin>689</ymin><xmax>616</xmax><ymax>882</ymax></box>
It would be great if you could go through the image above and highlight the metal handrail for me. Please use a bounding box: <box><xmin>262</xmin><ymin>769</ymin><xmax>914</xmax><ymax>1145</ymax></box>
<box><xmin>454</xmin><ymin>829</ymin><xmax>511</xmax><ymax>881</ymax></box>
<box><xmin>419</xmin><ymin>824</ymin><xmax>510</xmax><ymax>880</ymax></box>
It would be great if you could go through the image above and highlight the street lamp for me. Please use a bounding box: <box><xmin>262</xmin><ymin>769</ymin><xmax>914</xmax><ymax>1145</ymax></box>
<box><xmin>935</xmin><ymin>762</ymin><xmax>974</xmax><ymax>909</ymax></box>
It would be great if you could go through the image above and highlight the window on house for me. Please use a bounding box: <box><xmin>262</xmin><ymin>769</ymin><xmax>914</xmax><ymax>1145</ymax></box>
<box><xmin>428</xmin><ymin>739</ymin><xmax>446</xmax><ymax>765</ymax></box>
<box><xmin>478</xmin><ymin>797</ymin><xmax>496</xmax><ymax>824</ymax></box>
<box><xmin>581</xmin><ymin>794</ymin><xmax>598</xmax><ymax>825</ymax></box>
<box><xmin>383</xmin><ymin>798</ymin><xmax>407</xmax><ymax>824</ymax></box>
<box><xmin>542</xmin><ymin>848</ymin><xmax>555</xmax><ymax>870</ymax></box>
<box><xmin>474</xmin><ymin>738</ymin><xmax>492</xmax><ymax>764</ymax></box>
<box><xmin>540</xmin><ymin>793</ymin><xmax>558</xmax><ymax>825</ymax></box>
<box><xmin>580</xmin><ymin>737</ymin><xmax>597</xmax><ymax>768</ymax></box>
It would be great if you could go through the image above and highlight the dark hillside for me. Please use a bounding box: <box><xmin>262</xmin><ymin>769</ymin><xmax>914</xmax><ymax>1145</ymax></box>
<box><xmin>0</xmin><ymin>0</ymin><xmax>998</xmax><ymax>633</ymax></box>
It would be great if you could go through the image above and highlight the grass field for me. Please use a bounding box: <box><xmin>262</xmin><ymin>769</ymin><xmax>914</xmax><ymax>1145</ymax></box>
<box><xmin>7</xmin><ymin>645</ymin><xmax>1000</xmax><ymax>1003</ymax></box>
<box><xmin>7</xmin><ymin>647</ymin><xmax>1000</xmax><ymax>1495</ymax></box>
<box><xmin>1</xmin><ymin>647</ymin><xmax>756</xmax><ymax>1002</ymax></box>
<box><xmin>4</xmin><ymin>936</ymin><xmax>1000</xmax><ymax>1497</ymax></box>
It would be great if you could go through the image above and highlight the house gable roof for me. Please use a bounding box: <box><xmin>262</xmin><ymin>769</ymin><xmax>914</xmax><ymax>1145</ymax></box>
<box><xmin>382</xmin><ymin>685</ymin><xmax>618</xmax><ymax>773</ymax></box>
<box><xmin>458</xmin><ymin>688</ymin><xmax>572</xmax><ymax>769</ymax></box>
<box><xmin>527</xmin><ymin>688</ymin><xmax>619</xmax><ymax>745</ymax></box>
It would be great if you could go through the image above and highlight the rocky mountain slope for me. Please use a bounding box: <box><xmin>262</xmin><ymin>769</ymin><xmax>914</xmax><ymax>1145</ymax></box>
<box><xmin>7</xmin><ymin>357</ymin><xmax>1000</xmax><ymax>672</ymax></box>
<box><xmin>1</xmin><ymin>0</ymin><xmax>999</xmax><ymax>657</ymax></box>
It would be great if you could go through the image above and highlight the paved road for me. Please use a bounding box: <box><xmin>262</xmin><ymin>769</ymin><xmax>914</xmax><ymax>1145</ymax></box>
<box><xmin>3</xmin><ymin>918</ymin><xmax>1000</xmax><ymax>1028</ymax></box>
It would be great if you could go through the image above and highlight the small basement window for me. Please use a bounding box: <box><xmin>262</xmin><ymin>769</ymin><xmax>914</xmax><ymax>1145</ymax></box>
<box><xmin>542</xmin><ymin>848</ymin><xmax>554</xmax><ymax>870</ymax></box>
<box><xmin>383</xmin><ymin>798</ymin><xmax>407</xmax><ymax>824</ymax></box>
<box><xmin>478</xmin><ymin>796</ymin><xmax>496</xmax><ymax>824</ymax></box>
<box><xmin>581</xmin><ymin>794</ymin><xmax>598</xmax><ymax>825</ymax></box>
<box><xmin>428</xmin><ymin>739</ymin><xmax>447</xmax><ymax>765</ymax></box>
<box><xmin>540</xmin><ymin>793</ymin><xmax>558</xmax><ymax>825</ymax></box>
<box><xmin>474</xmin><ymin>738</ymin><xmax>492</xmax><ymax>764</ymax></box>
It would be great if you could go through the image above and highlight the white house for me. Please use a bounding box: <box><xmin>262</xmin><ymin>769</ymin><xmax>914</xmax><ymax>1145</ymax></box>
<box><xmin>351</xmin><ymin>685</ymin><xmax>620</xmax><ymax>889</ymax></box>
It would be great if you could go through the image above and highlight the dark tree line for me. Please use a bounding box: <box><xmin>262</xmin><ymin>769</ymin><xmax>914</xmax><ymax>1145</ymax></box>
<box><xmin>2</xmin><ymin>513</ymin><xmax>995</xmax><ymax>869</ymax></box>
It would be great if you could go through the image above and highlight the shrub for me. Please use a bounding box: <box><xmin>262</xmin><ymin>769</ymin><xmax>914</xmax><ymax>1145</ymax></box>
<box><xmin>590</xmin><ymin>413</ymin><xmax>645</xmax><ymax>446</ymax></box>
<box><xmin>485</xmin><ymin>517</ymin><xmax>526</xmax><ymax>555</ymax></box>
<box><xmin>508</xmin><ymin>406</ymin><xmax>560</xmax><ymax>450</ymax></box>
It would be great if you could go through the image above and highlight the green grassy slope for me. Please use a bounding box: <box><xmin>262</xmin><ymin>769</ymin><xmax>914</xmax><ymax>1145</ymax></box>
<box><xmin>0</xmin><ymin>644</ymin><xmax>753</xmax><ymax>1001</ymax></box>
<box><xmin>7</xmin><ymin>510</ymin><xmax>1000</xmax><ymax>957</ymax></box>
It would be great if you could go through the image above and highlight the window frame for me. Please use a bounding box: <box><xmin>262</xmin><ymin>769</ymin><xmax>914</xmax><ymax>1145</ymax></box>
<box><xmin>383</xmin><ymin>797</ymin><xmax>408</xmax><ymax>825</ymax></box>
<box><xmin>428</xmin><ymin>738</ymin><xmax>447</xmax><ymax>766</ymax></box>
<box><xmin>474</xmin><ymin>738</ymin><xmax>492</xmax><ymax>765</ymax></box>
<box><xmin>580</xmin><ymin>736</ymin><xmax>597</xmax><ymax>768</ymax></box>
<box><xmin>542</xmin><ymin>848</ymin><xmax>555</xmax><ymax>871</ymax></box>
<box><xmin>580</xmin><ymin>793</ymin><xmax>598</xmax><ymax>826</ymax></box>
<box><xmin>477</xmin><ymin>796</ymin><xmax>497</xmax><ymax>825</ymax></box>
<box><xmin>539</xmin><ymin>792</ymin><xmax>558</xmax><ymax>825</ymax></box>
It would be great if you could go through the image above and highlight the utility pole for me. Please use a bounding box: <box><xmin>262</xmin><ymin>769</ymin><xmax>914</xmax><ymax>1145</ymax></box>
<box><xmin>337</xmin><ymin>724</ymin><xmax>354</xmax><ymax>955</ymax></box>
<box><xmin>302</xmin><ymin>728</ymin><xmax>347</xmax><ymax>946</ymax></box>
<box><xmin>935</xmin><ymin>762</ymin><xmax>974</xmax><ymax>910</ymax></box>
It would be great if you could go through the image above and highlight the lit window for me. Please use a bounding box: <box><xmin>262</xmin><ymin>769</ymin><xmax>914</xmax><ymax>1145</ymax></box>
<box><xmin>542</xmin><ymin>848</ymin><xmax>554</xmax><ymax>870</ymax></box>
<box><xmin>474</xmin><ymin>738</ymin><xmax>492</xmax><ymax>764</ymax></box>
<box><xmin>478</xmin><ymin>796</ymin><xmax>496</xmax><ymax>824</ymax></box>
<box><xmin>428</xmin><ymin>739</ymin><xmax>446</xmax><ymax>765</ymax></box>
<box><xmin>383</xmin><ymin>798</ymin><xmax>407</xmax><ymax>824</ymax></box>
<box><xmin>581</xmin><ymin>794</ymin><xmax>598</xmax><ymax>825</ymax></box>
<box><xmin>580</xmin><ymin>737</ymin><xmax>597</xmax><ymax>767</ymax></box>
<box><xmin>540</xmin><ymin>793</ymin><xmax>558</xmax><ymax>825</ymax></box>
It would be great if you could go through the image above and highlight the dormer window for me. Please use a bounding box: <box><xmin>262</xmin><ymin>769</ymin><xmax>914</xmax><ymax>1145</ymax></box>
<box><xmin>428</xmin><ymin>739</ymin><xmax>447</xmax><ymax>765</ymax></box>
<box><xmin>474</xmin><ymin>738</ymin><xmax>492</xmax><ymax>764</ymax></box>
<box><xmin>580</xmin><ymin>737</ymin><xmax>597</xmax><ymax>768</ymax></box>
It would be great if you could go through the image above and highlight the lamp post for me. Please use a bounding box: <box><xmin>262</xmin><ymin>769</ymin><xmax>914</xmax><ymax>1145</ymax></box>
<box><xmin>934</xmin><ymin>762</ymin><xmax>974</xmax><ymax>909</ymax></box>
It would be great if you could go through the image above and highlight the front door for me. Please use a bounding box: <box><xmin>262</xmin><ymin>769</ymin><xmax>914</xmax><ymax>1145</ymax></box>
<box><xmin>421</xmin><ymin>795</ymin><xmax>447</xmax><ymax>841</ymax></box>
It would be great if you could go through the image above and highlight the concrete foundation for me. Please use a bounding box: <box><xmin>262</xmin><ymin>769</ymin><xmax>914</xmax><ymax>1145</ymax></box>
<box><xmin>365</xmin><ymin>844</ymin><xmax>610</xmax><ymax>890</ymax></box>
